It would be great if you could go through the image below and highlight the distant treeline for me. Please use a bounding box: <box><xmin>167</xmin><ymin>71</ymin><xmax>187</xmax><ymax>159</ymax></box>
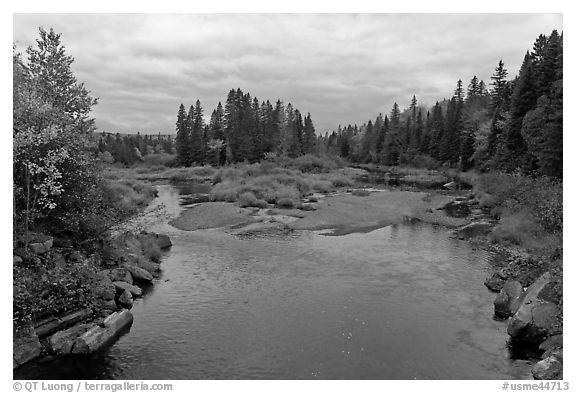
<box><xmin>96</xmin><ymin>132</ymin><xmax>175</xmax><ymax>165</ymax></box>
<box><xmin>174</xmin><ymin>89</ymin><xmax>318</xmax><ymax>166</ymax></box>
<box><xmin>320</xmin><ymin>30</ymin><xmax>562</xmax><ymax>177</ymax></box>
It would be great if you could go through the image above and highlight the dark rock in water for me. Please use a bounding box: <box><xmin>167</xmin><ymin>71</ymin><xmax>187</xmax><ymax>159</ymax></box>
<box><xmin>485</xmin><ymin>269</ymin><xmax>508</xmax><ymax>292</ymax></box>
<box><xmin>508</xmin><ymin>273</ymin><xmax>562</xmax><ymax>344</ymax></box>
<box><xmin>532</xmin><ymin>350</ymin><xmax>563</xmax><ymax>380</ymax></box>
<box><xmin>113</xmin><ymin>281</ymin><xmax>142</xmax><ymax>297</ymax></box>
<box><xmin>47</xmin><ymin>323</ymin><xmax>96</xmax><ymax>355</ymax></box>
<box><xmin>124</xmin><ymin>264</ymin><xmax>154</xmax><ymax>283</ymax></box>
<box><xmin>118</xmin><ymin>290</ymin><xmax>134</xmax><ymax>309</ymax></box>
<box><xmin>108</xmin><ymin>268</ymin><xmax>133</xmax><ymax>285</ymax></box>
<box><xmin>455</xmin><ymin>220</ymin><xmax>493</xmax><ymax>240</ymax></box>
<box><xmin>13</xmin><ymin>327</ymin><xmax>42</xmax><ymax>368</ymax></box>
<box><xmin>494</xmin><ymin>280</ymin><xmax>523</xmax><ymax>318</ymax></box>
<box><xmin>72</xmin><ymin>310</ymin><xmax>133</xmax><ymax>354</ymax></box>
<box><xmin>35</xmin><ymin>309</ymin><xmax>93</xmax><ymax>338</ymax></box>
<box><xmin>402</xmin><ymin>215</ymin><xmax>422</xmax><ymax>224</ymax></box>
<box><xmin>442</xmin><ymin>200</ymin><xmax>471</xmax><ymax>218</ymax></box>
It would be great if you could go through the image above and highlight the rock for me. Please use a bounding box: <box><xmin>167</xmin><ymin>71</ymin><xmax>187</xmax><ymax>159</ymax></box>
<box><xmin>443</xmin><ymin>181</ymin><xmax>457</xmax><ymax>190</ymax></box>
<box><xmin>13</xmin><ymin>327</ymin><xmax>42</xmax><ymax>368</ymax></box>
<box><xmin>301</xmin><ymin>203</ymin><xmax>317</xmax><ymax>211</ymax></box>
<box><xmin>96</xmin><ymin>299</ymin><xmax>118</xmax><ymax>312</ymax></box>
<box><xmin>13</xmin><ymin>255</ymin><xmax>23</xmax><ymax>264</ymax></box>
<box><xmin>494</xmin><ymin>280</ymin><xmax>523</xmax><ymax>318</ymax></box>
<box><xmin>124</xmin><ymin>264</ymin><xmax>153</xmax><ymax>283</ymax></box>
<box><xmin>72</xmin><ymin>310</ymin><xmax>133</xmax><ymax>354</ymax></box>
<box><xmin>130</xmin><ymin>257</ymin><xmax>161</xmax><ymax>276</ymax></box>
<box><xmin>47</xmin><ymin>323</ymin><xmax>96</xmax><ymax>355</ymax></box>
<box><xmin>532</xmin><ymin>350</ymin><xmax>563</xmax><ymax>380</ymax></box>
<box><xmin>28</xmin><ymin>237</ymin><xmax>53</xmax><ymax>255</ymax></box>
<box><xmin>93</xmin><ymin>275</ymin><xmax>116</xmax><ymax>301</ymax></box>
<box><xmin>485</xmin><ymin>269</ymin><xmax>508</xmax><ymax>292</ymax></box>
<box><xmin>508</xmin><ymin>273</ymin><xmax>561</xmax><ymax>344</ymax></box>
<box><xmin>539</xmin><ymin>334</ymin><xmax>563</xmax><ymax>355</ymax></box>
<box><xmin>113</xmin><ymin>281</ymin><xmax>142</xmax><ymax>297</ymax></box>
<box><xmin>34</xmin><ymin>309</ymin><xmax>94</xmax><ymax>338</ymax></box>
<box><xmin>442</xmin><ymin>200</ymin><xmax>471</xmax><ymax>218</ymax></box>
<box><xmin>108</xmin><ymin>268</ymin><xmax>133</xmax><ymax>285</ymax></box>
<box><xmin>455</xmin><ymin>220</ymin><xmax>493</xmax><ymax>240</ymax></box>
<box><xmin>117</xmin><ymin>290</ymin><xmax>134</xmax><ymax>309</ymax></box>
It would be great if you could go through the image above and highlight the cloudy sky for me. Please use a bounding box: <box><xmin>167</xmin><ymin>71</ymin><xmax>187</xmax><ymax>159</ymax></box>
<box><xmin>13</xmin><ymin>14</ymin><xmax>562</xmax><ymax>134</ymax></box>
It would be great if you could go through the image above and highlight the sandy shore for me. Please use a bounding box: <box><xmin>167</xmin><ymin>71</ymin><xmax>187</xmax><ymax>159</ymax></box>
<box><xmin>169</xmin><ymin>190</ymin><xmax>471</xmax><ymax>234</ymax></box>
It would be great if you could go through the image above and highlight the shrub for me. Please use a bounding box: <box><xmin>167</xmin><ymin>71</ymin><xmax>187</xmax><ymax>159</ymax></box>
<box><xmin>142</xmin><ymin>153</ymin><xmax>177</xmax><ymax>167</ymax></box>
<box><xmin>238</xmin><ymin>192</ymin><xmax>268</xmax><ymax>208</ymax></box>
<box><xmin>351</xmin><ymin>189</ymin><xmax>370</xmax><ymax>197</ymax></box>
<box><xmin>328</xmin><ymin>175</ymin><xmax>354</xmax><ymax>187</ymax></box>
<box><xmin>311</xmin><ymin>180</ymin><xmax>334</xmax><ymax>193</ymax></box>
<box><xmin>276</xmin><ymin>198</ymin><xmax>296</xmax><ymax>209</ymax></box>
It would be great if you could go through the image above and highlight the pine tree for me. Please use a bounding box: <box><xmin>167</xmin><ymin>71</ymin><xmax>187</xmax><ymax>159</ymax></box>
<box><xmin>302</xmin><ymin>113</ymin><xmax>317</xmax><ymax>155</ymax></box>
<box><xmin>175</xmin><ymin>104</ymin><xmax>189</xmax><ymax>165</ymax></box>
<box><xmin>498</xmin><ymin>52</ymin><xmax>538</xmax><ymax>169</ymax></box>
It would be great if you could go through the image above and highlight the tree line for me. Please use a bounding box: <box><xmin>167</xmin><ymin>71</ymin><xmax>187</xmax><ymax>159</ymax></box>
<box><xmin>319</xmin><ymin>30</ymin><xmax>562</xmax><ymax>178</ymax></box>
<box><xmin>174</xmin><ymin>88</ymin><xmax>317</xmax><ymax>166</ymax></box>
<box><xmin>96</xmin><ymin>132</ymin><xmax>175</xmax><ymax>166</ymax></box>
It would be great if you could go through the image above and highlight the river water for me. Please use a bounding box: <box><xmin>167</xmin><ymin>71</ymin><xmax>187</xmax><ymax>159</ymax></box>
<box><xmin>16</xmin><ymin>184</ymin><xmax>535</xmax><ymax>380</ymax></box>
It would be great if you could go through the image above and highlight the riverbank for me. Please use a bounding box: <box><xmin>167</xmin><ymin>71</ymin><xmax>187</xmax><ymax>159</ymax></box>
<box><xmin>165</xmin><ymin>162</ymin><xmax>562</xmax><ymax>379</ymax></box>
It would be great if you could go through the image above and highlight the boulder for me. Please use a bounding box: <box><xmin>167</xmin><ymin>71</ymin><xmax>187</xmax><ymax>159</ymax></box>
<box><xmin>440</xmin><ymin>200</ymin><xmax>471</xmax><ymax>218</ymax></box>
<box><xmin>113</xmin><ymin>281</ymin><xmax>142</xmax><ymax>297</ymax></box>
<box><xmin>28</xmin><ymin>237</ymin><xmax>53</xmax><ymax>255</ymax></box>
<box><xmin>443</xmin><ymin>181</ymin><xmax>457</xmax><ymax>190</ymax></box>
<box><xmin>532</xmin><ymin>350</ymin><xmax>563</xmax><ymax>380</ymax></box>
<box><xmin>301</xmin><ymin>203</ymin><xmax>317</xmax><ymax>211</ymax></box>
<box><xmin>494</xmin><ymin>280</ymin><xmax>523</xmax><ymax>318</ymax></box>
<box><xmin>485</xmin><ymin>269</ymin><xmax>508</xmax><ymax>292</ymax></box>
<box><xmin>93</xmin><ymin>273</ymin><xmax>116</xmax><ymax>301</ymax></box>
<box><xmin>117</xmin><ymin>290</ymin><xmax>134</xmax><ymax>309</ymax></box>
<box><xmin>108</xmin><ymin>268</ymin><xmax>133</xmax><ymax>285</ymax></box>
<box><xmin>47</xmin><ymin>323</ymin><xmax>96</xmax><ymax>355</ymax></box>
<box><xmin>13</xmin><ymin>255</ymin><xmax>23</xmax><ymax>264</ymax></box>
<box><xmin>539</xmin><ymin>334</ymin><xmax>563</xmax><ymax>355</ymax></box>
<box><xmin>508</xmin><ymin>273</ymin><xmax>562</xmax><ymax>344</ymax></box>
<box><xmin>13</xmin><ymin>327</ymin><xmax>42</xmax><ymax>368</ymax></box>
<box><xmin>72</xmin><ymin>310</ymin><xmax>133</xmax><ymax>354</ymax></box>
<box><xmin>124</xmin><ymin>264</ymin><xmax>153</xmax><ymax>283</ymax></box>
<box><xmin>95</xmin><ymin>299</ymin><xmax>118</xmax><ymax>312</ymax></box>
<box><xmin>455</xmin><ymin>220</ymin><xmax>494</xmax><ymax>240</ymax></box>
<box><xmin>35</xmin><ymin>308</ymin><xmax>94</xmax><ymax>338</ymax></box>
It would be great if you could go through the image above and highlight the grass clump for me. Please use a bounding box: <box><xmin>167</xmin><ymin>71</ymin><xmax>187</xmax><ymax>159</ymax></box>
<box><xmin>351</xmin><ymin>189</ymin><xmax>370</xmax><ymax>197</ymax></box>
<box><xmin>238</xmin><ymin>192</ymin><xmax>268</xmax><ymax>208</ymax></box>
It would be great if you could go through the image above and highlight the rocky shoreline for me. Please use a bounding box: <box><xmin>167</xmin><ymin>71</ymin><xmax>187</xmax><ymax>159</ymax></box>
<box><xmin>437</xmin><ymin>192</ymin><xmax>563</xmax><ymax>380</ymax></box>
<box><xmin>13</xmin><ymin>231</ymin><xmax>172</xmax><ymax>370</ymax></box>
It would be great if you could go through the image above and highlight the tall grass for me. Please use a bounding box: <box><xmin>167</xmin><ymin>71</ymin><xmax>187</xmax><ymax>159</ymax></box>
<box><xmin>209</xmin><ymin>161</ymin><xmax>353</xmax><ymax>208</ymax></box>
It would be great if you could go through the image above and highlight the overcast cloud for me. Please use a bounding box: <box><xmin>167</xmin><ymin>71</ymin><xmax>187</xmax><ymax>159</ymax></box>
<box><xmin>13</xmin><ymin>14</ymin><xmax>562</xmax><ymax>134</ymax></box>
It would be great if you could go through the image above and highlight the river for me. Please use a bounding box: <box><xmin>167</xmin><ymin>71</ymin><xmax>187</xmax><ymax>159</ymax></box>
<box><xmin>15</xmin><ymin>184</ymin><xmax>535</xmax><ymax>379</ymax></box>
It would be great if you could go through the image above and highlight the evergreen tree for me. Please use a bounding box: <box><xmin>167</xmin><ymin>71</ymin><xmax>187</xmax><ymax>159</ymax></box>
<box><xmin>302</xmin><ymin>113</ymin><xmax>317</xmax><ymax>155</ymax></box>
<box><xmin>175</xmin><ymin>104</ymin><xmax>189</xmax><ymax>165</ymax></box>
